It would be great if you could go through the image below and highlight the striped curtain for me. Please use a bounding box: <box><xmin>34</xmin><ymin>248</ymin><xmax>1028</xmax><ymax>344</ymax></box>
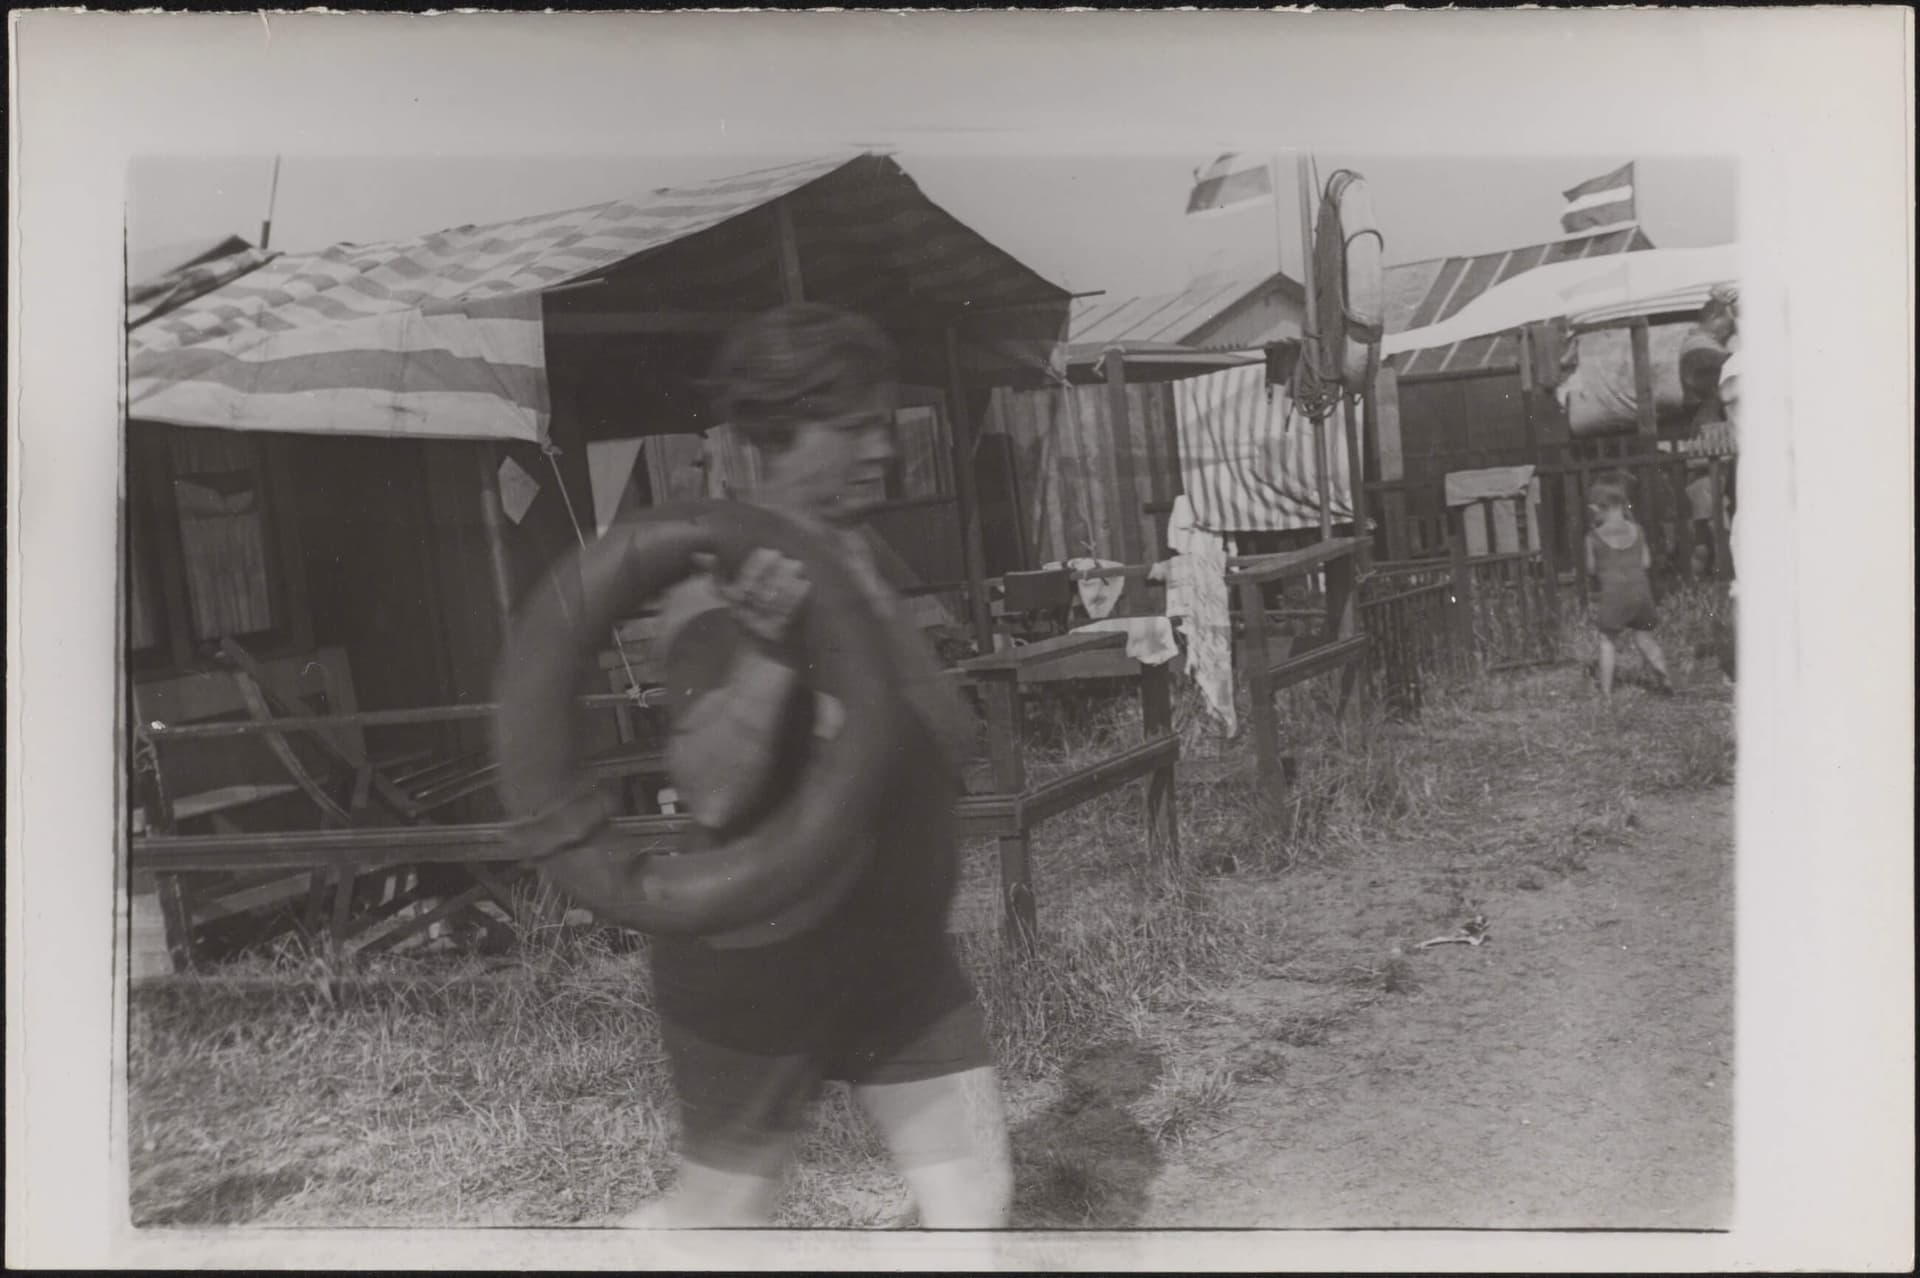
<box><xmin>167</xmin><ymin>431</ymin><xmax>274</xmax><ymax>639</ymax></box>
<box><xmin>1172</xmin><ymin>365</ymin><xmax>1354</xmax><ymax>535</ymax></box>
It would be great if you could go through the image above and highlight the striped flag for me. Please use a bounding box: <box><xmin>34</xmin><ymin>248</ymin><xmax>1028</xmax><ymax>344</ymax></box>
<box><xmin>1186</xmin><ymin>154</ymin><xmax>1274</xmax><ymax>217</ymax></box>
<box><xmin>1561</xmin><ymin>162</ymin><xmax>1636</xmax><ymax>234</ymax></box>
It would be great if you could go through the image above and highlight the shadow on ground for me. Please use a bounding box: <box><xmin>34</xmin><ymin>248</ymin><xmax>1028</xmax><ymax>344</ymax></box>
<box><xmin>1010</xmin><ymin>1039</ymin><xmax>1164</xmax><ymax>1228</ymax></box>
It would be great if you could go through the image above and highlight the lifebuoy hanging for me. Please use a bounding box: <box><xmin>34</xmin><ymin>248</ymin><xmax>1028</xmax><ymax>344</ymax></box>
<box><xmin>1312</xmin><ymin>169</ymin><xmax>1386</xmax><ymax>395</ymax></box>
<box><xmin>493</xmin><ymin>500</ymin><xmax>905</xmax><ymax>946</ymax></box>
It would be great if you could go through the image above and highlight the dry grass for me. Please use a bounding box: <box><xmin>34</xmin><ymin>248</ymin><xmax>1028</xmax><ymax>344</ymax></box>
<box><xmin>129</xmin><ymin>580</ymin><xmax>1737</xmax><ymax>1229</ymax></box>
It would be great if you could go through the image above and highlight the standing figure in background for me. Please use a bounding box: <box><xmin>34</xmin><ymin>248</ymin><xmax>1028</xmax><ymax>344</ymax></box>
<box><xmin>1678</xmin><ymin>284</ymin><xmax>1739</xmax><ymax>433</ymax></box>
<box><xmin>619</xmin><ymin>303</ymin><xmax>1010</xmax><ymax>1231</ymax></box>
<box><xmin>1585</xmin><ymin>478</ymin><xmax>1675</xmax><ymax>702</ymax></box>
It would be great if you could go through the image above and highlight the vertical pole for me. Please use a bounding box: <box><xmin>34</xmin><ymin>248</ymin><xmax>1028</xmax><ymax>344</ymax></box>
<box><xmin>1630</xmin><ymin>319</ymin><xmax>1657</xmax><ymax>441</ymax></box>
<box><xmin>477</xmin><ymin>447</ymin><xmax>516</xmax><ymax>622</ymax></box>
<box><xmin>981</xmin><ymin>673</ymin><xmax>1035</xmax><ymax>951</ymax></box>
<box><xmin>1103</xmin><ymin>347</ymin><xmax>1142</xmax><ymax>564</ymax></box>
<box><xmin>259</xmin><ymin>155</ymin><xmax>281</xmax><ymax>252</ymax></box>
<box><xmin>945</xmin><ymin>325</ymin><xmax>995</xmax><ymax>651</ymax></box>
<box><xmin>1519</xmin><ymin>325</ymin><xmax>1544</xmax><ymax>462</ymax></box>
<box><xmin>1342</xmin><ymin>394</ymin><xmax>1367</xmax><ymax>565</ymax></box>
<box><xmin>1448</xmin><ymin>504</ymin><xmax>1477</xmax><ymax>676</ymax></box>
<box><xmin>1139</xmin><ymin>661</ymin><xmax>1179</xmax><ymax>863</ymax></box>
<box><xmin>1239</xmin><ymin>574</ymin><xmax>1282</xmax><ymax>801</ymax></box>
<box><xmin>1295</xmin><ymin>154</ymin><xmax>1333</xmax><ymax>543</ymax></box>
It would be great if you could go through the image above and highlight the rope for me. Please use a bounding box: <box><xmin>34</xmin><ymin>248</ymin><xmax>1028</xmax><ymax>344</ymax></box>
<box><xmin>542</xmin><ymin>440</ymin><xmax>647</xmax><ymax>704</ymax></box>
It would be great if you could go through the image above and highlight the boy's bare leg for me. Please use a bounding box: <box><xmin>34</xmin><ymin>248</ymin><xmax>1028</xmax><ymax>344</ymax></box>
<box><xmin>1596</xmin><ymin>633</ymin><xmax>1618</xmax><ymax>699</ymax></box>
<box><xmin>854</xmin><ymin>1065</ymin><xmax>1012</xmax><ymax>1229</ymax></box>
<box><xmin>618</xmin><ymin>1146</ymin><xmax>794</xmax><ymax>1228</ymax></box>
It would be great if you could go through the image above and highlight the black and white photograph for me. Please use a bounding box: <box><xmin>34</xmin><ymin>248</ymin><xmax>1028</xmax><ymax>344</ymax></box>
<box><xmin>7</xmin><ymin>9</ymin><xmax>1914</xmax><ymax>1272</ymax></box>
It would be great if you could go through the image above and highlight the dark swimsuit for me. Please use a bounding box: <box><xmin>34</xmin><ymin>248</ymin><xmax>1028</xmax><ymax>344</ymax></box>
<box><xmin>648</xmin><ymin>545</ymin><xmax>988</xmax><ymax>1176</ymax></box>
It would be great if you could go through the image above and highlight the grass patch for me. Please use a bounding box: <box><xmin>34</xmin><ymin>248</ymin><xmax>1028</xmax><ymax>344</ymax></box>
<box><xmin>131</xmin><ymin>583</ymin><xmax>1737</xmax><ymax>1228</ymax></box>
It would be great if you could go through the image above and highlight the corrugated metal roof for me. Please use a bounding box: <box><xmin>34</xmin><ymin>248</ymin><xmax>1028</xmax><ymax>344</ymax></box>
<box><xmin>1386</xmin><ymin>225</ymin><xmax>1653</xmax><ymax>378</ymax></box>
<box><xmin>1069</xmin><ymin>270</ymin><xmax>1300</xmax><ymax>348</ymax></box>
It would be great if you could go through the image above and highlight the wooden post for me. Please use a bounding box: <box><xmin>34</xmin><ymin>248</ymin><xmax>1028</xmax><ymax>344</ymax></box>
<box><xmin>1239</xmin><ymin>575</ymin><xmax>1282</xmax><ymax>801</ymax></box>
<box><xmin>980</xmin><ymin>675</ymin><xmax>1036</xmax><ymax>951</ymax></box>
<box><xmin>1629</xmin><ymin>319</ymin><xmax>1657</xmax><ymax>440</ymax></box>
<box><xmin>1139</xmin><ymin>660</ymin><xmax>1179</xmax><ymax>863</ymax></box>
<box><xmin>944</xmin><ymin>326</ymin><xmax>996</xmax><ymax>652</ymax></box>
<box><xmin>1710</xmin><ymin>456</ymin><xmax>1733</xmax><ymax>581</ymax></box>
<box><xmin>1326</xmin><ymin>550</ymin><xmax>1364</xmax><ymax>718</ymax></box>
<box><xmin>1511</xmin><ymin>492</ymin><xmax>1538</xmax><ymax>656</ymax></box>
<box><xmin>156</xmin><ymin>873</ymin><xmax>195</xmax><ymax>973</ymax></box>
<box><xmin>1342</xmin><ymin>394</ymin><xmax>1368</xmax><ymax>570</ymax></box>
<box><xmin>1518</xmin><ymin>325</ymin><xmax>1545</xmax><ymax>464</ymax></box>
<box><xmin>1447</xmin><ymin>505</ymin><xmax>1477</xmax><ymax>676</ymax></box>
<box><xmin>1103</xmin><ymin>347</ymin><xmax>1143</xmax><ymax>564</ymax></box>
<box><xmin>1535</xmin><ymin>480</ymin><xmax>1562</xmax><ymax>653</ymax></box>
<box><xmin>477</xmin><ymin>447</ymin><xmax>516</xmax><ymax>622</ymax></box>
<box><xmin>262</xmin><ymin>439</ymin><xmax>315</xmax><ymax>653</ymax></box>
<box><xmin>773</xmin><ymin>202</ymin><xmax>805</xmax><ymax>304</ymax></box>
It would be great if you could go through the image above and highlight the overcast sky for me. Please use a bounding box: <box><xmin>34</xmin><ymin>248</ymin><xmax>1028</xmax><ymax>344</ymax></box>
<box><xmin>129</xmin><ymin>150</ymin><xmax>1736</xmax><ymax>297</ymax></box>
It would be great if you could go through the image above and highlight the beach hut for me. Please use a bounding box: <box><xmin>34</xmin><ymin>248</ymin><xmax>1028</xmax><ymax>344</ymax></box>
<box><xmin>125</xmin><ymin>153</ymin><xmax>1072</xmax><ymax>828</ymax></box>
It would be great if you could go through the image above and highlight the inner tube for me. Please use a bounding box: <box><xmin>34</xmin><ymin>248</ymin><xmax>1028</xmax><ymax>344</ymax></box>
<box><xmin>493</xmin><ymin>499</ymin><xmax>904</xmax><ymax>946</ymax></box>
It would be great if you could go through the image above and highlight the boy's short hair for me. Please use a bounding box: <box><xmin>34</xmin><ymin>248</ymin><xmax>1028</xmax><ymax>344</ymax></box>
<box><xmin>1589</xmin><ymin>480</ymin><xmax>1630</xmax><ymax>512</ymax></box>
<box><xmin>705</xmin><ymin>304</ymin><xmax>899</xmax><ymax>452</ymax></box>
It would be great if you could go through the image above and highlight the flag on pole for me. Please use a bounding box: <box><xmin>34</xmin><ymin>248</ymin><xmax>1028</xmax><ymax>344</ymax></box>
<box><xmin>1186</xmin><ymin>154</ymin><xmax>1274</xmax><ymax>216</ymax></box>
<box><xmin>1560</xmin><ymin>162</ymin><xmax>1637</xmax><ymax>233</ymax></box>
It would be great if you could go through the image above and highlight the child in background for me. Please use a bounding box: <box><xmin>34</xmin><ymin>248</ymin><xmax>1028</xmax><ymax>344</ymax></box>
<box><xmin>1585</xmin><ymin>478</ymin><xmax>1675</xmax><ymax>701</ymax></box>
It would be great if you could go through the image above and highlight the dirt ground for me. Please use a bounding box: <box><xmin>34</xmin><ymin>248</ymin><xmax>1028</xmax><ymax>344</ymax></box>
<box><xmin>1041</xmin><ymin>783</ymin><xmax>1734</xmax><ymax>1230</ymax></box>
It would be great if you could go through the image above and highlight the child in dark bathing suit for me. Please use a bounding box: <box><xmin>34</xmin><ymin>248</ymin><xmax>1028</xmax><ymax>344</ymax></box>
<box><xmin>1585</xmin><ymin>478</ymin><xmax>1674</xmax><ymax>702</ymax></box>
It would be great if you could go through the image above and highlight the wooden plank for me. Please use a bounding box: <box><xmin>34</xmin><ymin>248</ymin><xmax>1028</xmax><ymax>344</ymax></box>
<box><xmin>1266</xmin><ymin>634</ymin><xmax>1369</xmax><ymax>694</ymax></box>
<box><xmin>142</xmin><ymin>691</ymin><xmax>657</xmax><ymax>739</ymax></box>
<box><xmin>1022</xmin><ymin>735</ymin><xmax>1178</xmax><ymax>826</ymax></box>
<box><xmin>1227</xmin><ymin>536</ymin><xmax>1367</xmax><ymax>585</ymax></box>
<box><xmin>956</xmin><ymin>628</ymin><xmax>1126</xmax><ymax>675</ymax></box>
<box><xmin>134</xmin><ymin>801</ymin><xmax>1026</xmax><ymax>875</ymax></box>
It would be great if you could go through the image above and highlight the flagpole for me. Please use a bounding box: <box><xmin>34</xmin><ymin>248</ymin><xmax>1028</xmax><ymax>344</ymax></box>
<box><xmin>260</xmin><ymin>155</ymin><xmax>282</xmax><ymax>252</ymax></box>
<box><xmin>1295</xmin><ymin>152</ymin><xmax>1333</xmax><ymax>542</ymax></box>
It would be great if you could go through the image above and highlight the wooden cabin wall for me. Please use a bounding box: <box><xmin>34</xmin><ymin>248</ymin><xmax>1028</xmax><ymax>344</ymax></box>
<box><xmin>283</xmin><ymin>433</ymin><xmax>452</xmax><ymax>760</ymax></box>
<box><xmin>985</xmin><ymin>382</ymin><xmax>1178</xmax><ymax>569</ymax></box>
<box><xmin>1393</xmin><ymin>368</ymin><xmax>1573</xmax><ymax>483</ymax></box>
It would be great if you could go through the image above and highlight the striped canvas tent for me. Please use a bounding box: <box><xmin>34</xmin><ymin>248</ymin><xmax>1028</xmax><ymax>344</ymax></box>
<box><xmin>128</xmin><ymin>154</ymin><xmax>1070</xmax><ymax>443</ymax></box>
<box><xmin>1172</xmin><ymin>364</ymin><xmax>1354</xmax><ymax>535</ymax></box>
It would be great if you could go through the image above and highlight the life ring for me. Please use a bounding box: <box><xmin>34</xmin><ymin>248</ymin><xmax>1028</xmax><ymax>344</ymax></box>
<box><xmin>1315</xmin><ymin>170</ymin><xmax>1386</xmax><ymax>395</ymax></box>
<box><xmin>493</xmin><ymin>499</ymin><xmax>904</xmax><ymax>946</ymax></box>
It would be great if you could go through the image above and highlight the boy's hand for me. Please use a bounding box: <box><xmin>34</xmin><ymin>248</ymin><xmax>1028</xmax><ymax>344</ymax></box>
<box><xmin>694</xmin><ymin>548</ymin><xmax>811</xmax><ymax>643</ymax></box>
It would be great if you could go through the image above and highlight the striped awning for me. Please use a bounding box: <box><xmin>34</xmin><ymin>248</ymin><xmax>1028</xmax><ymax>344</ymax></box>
<box><xmin>128</xmin><ymin>154</ymin><xmax>1070</xmax><ymax>442</ymax></box>
<box><xmin>1172</xmin><ymin>364</ymin><xmax>1354</xmax><ymax>534</ymax></box>
<box><xmin>1386</xmin><ymin>225</ymin><xmax>1652</xmax><ymax>378</ymax></box>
